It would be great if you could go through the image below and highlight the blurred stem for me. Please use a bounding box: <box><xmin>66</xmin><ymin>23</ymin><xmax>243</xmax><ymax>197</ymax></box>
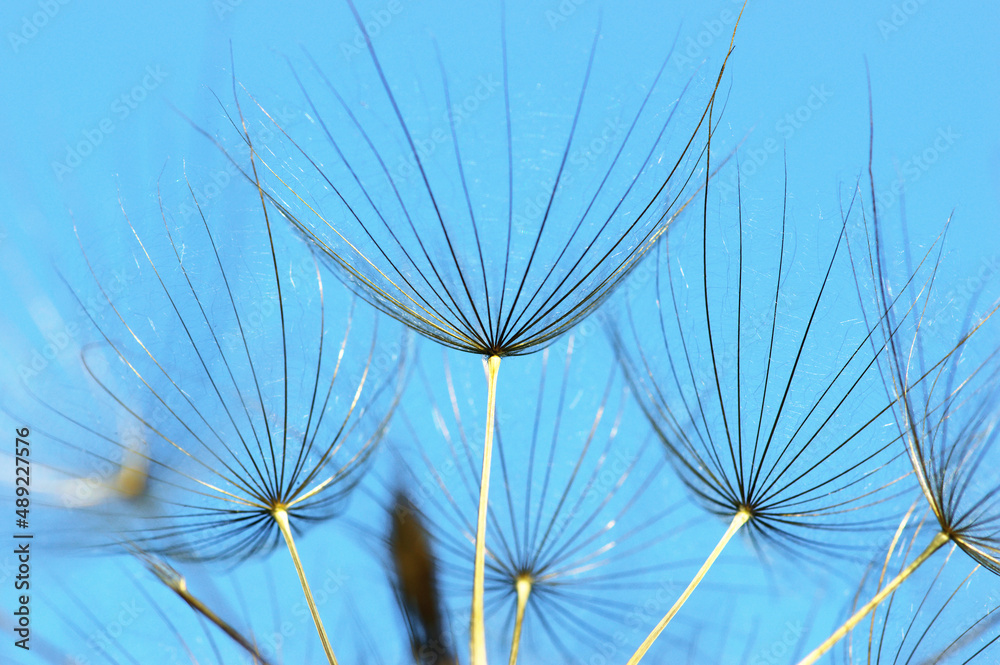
<box><xmin>796</xmin><ymin>530</ymin><xmax>951</xmax><ymax>665</ymax></box>
<box><xmin>627</xmin><ymin>509</ymin><xmax>750</xmax><ymax>665</ymax></box>
<box><xmin>507</xmin><ymin>575</ymin><xmax>532</xmax><ymax>665</ymax></box>
<box><xmin>168</xmin><ymin>575</ymin><xmax>271</xmax><ymax>665</ymax></box>
<box><xmin>273</xmin><ymin>508</ymin><xmax>339</xmax><ymax>665</ymax></box>
<box><xmin>187</xmin><ymin>588</ymin><xmax>268</xmax><ymax>664</ymax></box>
<box><xmin>471</xmin><ymin>355</ymin><xmax>502</xmax><ymax>665</ymax></box>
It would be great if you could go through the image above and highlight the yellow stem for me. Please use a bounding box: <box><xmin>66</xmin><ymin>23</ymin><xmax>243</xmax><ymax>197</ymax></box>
<box><xmin>471</xmin><ymin>355</ymin><xmax>502</xmax><ymax>665</ymax></box>
<box><xmin>627</xmin><ymin>509</ymin><xmax>750</xmax><ymax>665</ymax></box>
<box><xmin>508</xmin><ymin>575</ymin><xmax>532</xmax><ymax>665</ymax></box>
<box><xmin>796</xmin><ymin>530</ymin><xmax>951</xmax><ymax>665</ymax></box>
<box><xmin>273</xmin><ymin>508</ymin><xmax>339</xmax><ymax>665</ymax></box>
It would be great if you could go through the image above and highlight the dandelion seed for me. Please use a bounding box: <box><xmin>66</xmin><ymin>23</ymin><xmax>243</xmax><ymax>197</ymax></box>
<box><xmin>842</xmin><ymin>512</ymin><xmax>1000</xmax><ymax>665</ymax></box>
<box><xmin>796</xmin><ymin>85</ymin><xmax>1000</xmax><ymax>664</ymax></box>
<box><xmin>213</xmin><ymin>6</ymin><xmax>744</xmax><ymax>659</ymax></box>
<box><xmin>395</xmin><ymin>339</ymin><xmax>706</xmax><ymax>663</ymax></box>
<box><xmin>26</xmin><ymin>157</ymin><xmax>408</xmax><ymax>663</ymax></box>
<box><xmin>613</xmin><ymin>139</ymin><xmax>915</xmax><ymax>661</ymax></box>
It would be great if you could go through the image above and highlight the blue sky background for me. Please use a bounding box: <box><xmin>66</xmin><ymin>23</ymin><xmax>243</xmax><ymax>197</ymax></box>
<box><xmin>1</xmin><ymin>0</ymin><xmax>999</xmax><ymax>663</ymax></box>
